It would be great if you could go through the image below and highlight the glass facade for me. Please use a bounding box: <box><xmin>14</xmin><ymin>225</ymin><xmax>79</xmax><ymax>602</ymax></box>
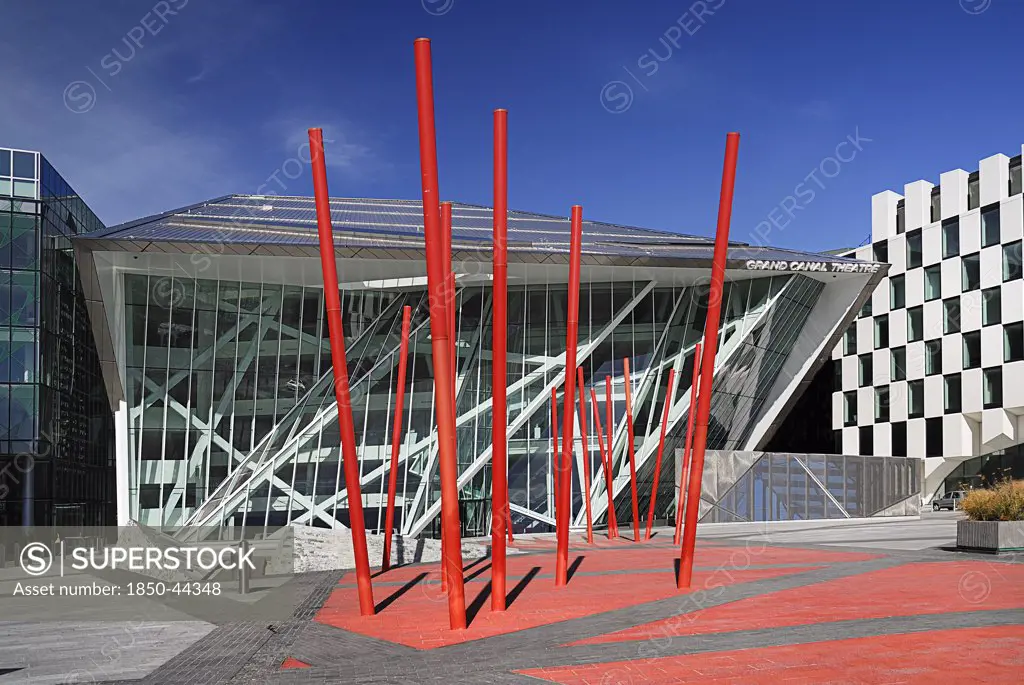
<box><xmin>698</xmin><ymin>451</ymin><xmax>921</xmax><ymax>523</ymax></box>
<box><xmin>0</xmin><ymin>149</ymin><xmax>113</xmax><ymax>527</ymax></box>
<box><xmin>121</xmin><ymin>268</ymin><xmax>826</xmax><ymax>537</ymax></box>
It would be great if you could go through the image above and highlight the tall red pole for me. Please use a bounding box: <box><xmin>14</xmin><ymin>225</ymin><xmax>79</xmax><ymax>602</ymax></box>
<box><xmin>622</xmin><ymin>358</ymin><xmax>641</xmax><ymax>542</ymax></box>
<box><xmin>555</xmin><ymin>206</ymin><xmax>583</xmax><ymax>586</ymax></box>
<box><xmin>679</xmin><ymin>132</ymin><xmax>740</xmax><ymax>590</ymax></box>
<box><xmin>551</xmin><ymin>385</ymin><xmax>559</xmax><ymax>505</ymax></box>
<box><xmin>307</xmin><ymin>128</ymin><xmax>375</xmax><ymax>616</ymax></box>
<box><xmin>590</xmin><ymin>387</ymin><xmax>617</xmax><ymax>539</ymax></box>
<box><xmin>645</xmin><ymin>369</ymin><xmax>676</xmax><ymax>540</ymax></box>
<box><xmin>490</xmin><ymin>108</ymin><xmax>509</xmax><ymax>612</ymax></box>
<box><xmin>576</xmin><ymin>368</ymin><xmax>594</xmax><ymax>544</ymax></box>
<box><xmin>382</xmin><ymin>305</ymin><xmax>413</xmax><ymax>571</ymax></box>
<box><xmin>413</xmin><ymin>38</ymin><xmax>466</xmax><ymax>628</ymax></box>
<box><xmin>604</xmin><ymin>375</ymin><xmax>618</xmax><ymax>538</ymax></box>
<box><xmin>440</xmin><ymin>200</ymin><xmax>455</xmax><ymax>596</ymax></box>
<box><xmin>674</xmin><ymin>343</ymin><xmax>702</xmax><ymax>546</ymax></box>
<box><xmin>442</xmin><ymin>201</ymin><xmax>456</xmax><ymax>393</ymax></box>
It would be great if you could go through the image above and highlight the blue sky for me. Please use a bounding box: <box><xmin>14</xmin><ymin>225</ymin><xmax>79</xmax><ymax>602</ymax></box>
<box><xmin>1</xmin><ymin>0</ymin><xmax>1021</xmax><ymax>251</ymax></box>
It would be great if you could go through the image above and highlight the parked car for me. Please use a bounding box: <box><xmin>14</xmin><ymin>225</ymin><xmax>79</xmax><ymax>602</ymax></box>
<box><xmin>933</xmin><ymin>490</ymin><xmax>966</xmax><ymax>511</ymax></box>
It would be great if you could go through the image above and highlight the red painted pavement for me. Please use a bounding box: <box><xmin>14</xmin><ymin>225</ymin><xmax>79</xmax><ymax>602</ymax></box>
<box><xmin>575</xmin><ymin>560</ymin><xmax>1024</xmax><ymax>645</ymax></box>
<box><xmin>344</xmin><ymin>543</ymin><xmax>877</xmax><ymax>588</ymax></box>
<box><xmin>318</xmin><ymin>561</ymin><xmax>820</xmax><ymax>649</ymax></box>
<box><xmin>521</xmin><ymin>625</ymin><xmax>1024</xmax><ymax>684</ymax></box>
<box><xmin>280</xmin><ymin>657</ymin><xmax>311</xmax><ymax>670</ymax></box>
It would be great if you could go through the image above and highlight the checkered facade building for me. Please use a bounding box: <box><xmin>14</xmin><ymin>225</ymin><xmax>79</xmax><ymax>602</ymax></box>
<box><xmin>832</xmin><ymin>146</ymin><xmax>1024</xmax><ymax>482</ymax></box>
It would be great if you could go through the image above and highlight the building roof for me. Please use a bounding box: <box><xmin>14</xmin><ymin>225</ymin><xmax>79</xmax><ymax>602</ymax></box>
<box><xmin>74</xmin><ymin>194</ymin><xmax>863</xmax><ymax>265</ymax></box>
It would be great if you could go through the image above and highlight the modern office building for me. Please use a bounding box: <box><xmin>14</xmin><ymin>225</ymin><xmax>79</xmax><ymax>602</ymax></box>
<box><xmin>832</xmin><ymin>146</ymin><xmax>1024</xmax><ymax>500</ymax></box>
<box><xmin>0</xmin><ymin>148</ymin><xmax>114</xmax><ymax>527</ymax></box>
<box><xmin>70</xmin><ymin>194</ymin><xmax>919</xmax><ymax>537</ymax></box>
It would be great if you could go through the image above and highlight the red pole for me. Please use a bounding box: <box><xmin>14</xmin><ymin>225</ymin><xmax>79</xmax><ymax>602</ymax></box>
<box><xmin>622</xmin><ymin>358</ymin><xmax>641</xmax><ymax>542</ymax></box>
<box><xmin>576</xmin><ymin>368</ymin><xmax>594</xmax><ymax>544</ymax></box>
<box><xmin>590</xmin><ymin>387</ymin><xmax>617</xmax><ymax>539</ymax></box>
<box><xmin>442</xmin><ymin>201</ymin><xmax>456</xmax><ymax>393</ymax></box>
<box><xmin>604</xmin><ymin>375</ymin><xmax>618</xmax><ymax>538</ymax></box>
<box><xmin>674</xmin><ymin>343</ymin><xmax>701</xmax><ymax>546</ymax></box>
<box><xmin>679</xmin><ymin>132</ymin><xmax>740</xmax><ymax>590</ymax></box>
<box><xmin>307</xmin><ymin>128</ymin><xmax>375</xmax><ymax>616</ymax></box>
<box><xmin>413</xmin><ymin>37</ymin><xmax>466</xmax><ymax>628</ymax></box>
<box><xmin>440</xmin><ymin>200</ymin><xmax>455</xmax><ymax>596</ymax></box>
<box><xmin>551</xmin><ymin>385</ymin><xmax>559</xmax><ymax>522</ymax></box>
<box><xmin>645</xmin><ymin>368</ymin><xmax>676</xmax><ymax>540</ymax></box>
<box><xmin>490</xmin><ymin>108</ymin><xmax>509</xmax><ymax>612</ymax></box>
<box><xmin>382</xmin><ymin>305</ymin><xmax>413</xmax><ymax>571</ymax></box>
<box><xmin>555</xmin><ymin>206</ymin><xmax>583</xmax><ymax>586</ymax></box>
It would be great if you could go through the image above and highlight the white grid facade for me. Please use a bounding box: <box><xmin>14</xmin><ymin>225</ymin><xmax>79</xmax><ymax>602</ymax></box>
<box><xmin>832</xmin><ymin>146</ymin><xmax>1024</xmax><ymax>475</ymax></box>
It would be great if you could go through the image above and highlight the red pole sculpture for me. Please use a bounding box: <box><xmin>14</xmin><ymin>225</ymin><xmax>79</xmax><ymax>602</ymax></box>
<box><xmin>576</xmin><ymin>368</ymin><xmax>594</xmax><ymax>544</ymax></box>
<box><xmin>382</xmin><ymin>305</ymin><xmax>413</xmax><ymax>571</ymax></box>
<box><xmin>679</xmin><ymin>132</ymin><xmax>740</xmax><ymax>590</ymax></box>
<box><xmin>307</xmin><ymin>127</ymin><xmax>375</xmax><ymax>616</ymax></box>
<box><xmin>551</xmin><ymin>385</ymin><xmax>560</xmax><ymax>519</ymax></box>
<box><xmin>440</xmin><ymin>200</ymin><xmax>455</xmax><ymax>595</ymax></box>
<box><xmin>604</xmin><ymin>375</ymin><xmax>618</xmax><ymax>539</ymax></box>
<box><xmin>645</xmin><ymin>368</ymin><xmax>676</xmax><ymax>540</ymax></box>
<box><xmin>490</xmin><ymin>108</ymin><xmax>509</xmax><ymax>612</ymax></box>
<box><xmin>555</xmin><ymin>206</ymin><xmax>583</xmax><ymax>586</ymax></box>
<box><xmin>590</xmin><ymin>387</ymin><xmax>617</xmax><ymax>539</ymax></box>
<box><xmin>622</xmin><ymin>358</ymin><xmax>641</xmax><ymax>542</ymax></box>
<box><xmin>413</xmin><ymin>37</ymin><xmax>466</xmax><ymax>627</ymax></box>
<box><xmin>674</xmin><ymin>342</ymin><xmax>701</xmax><ymax>546</ymax></box>
<box><xmin>442</xmin><ymin>201</ymin><xmax>457</xmax><ymax>393</ymax></box>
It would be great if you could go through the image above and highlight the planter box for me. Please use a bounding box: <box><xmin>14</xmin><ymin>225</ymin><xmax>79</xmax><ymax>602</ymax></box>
<box><xmin>957</xmin><ymin>520</ymin><xmax>1024</xmax><ymax>552</ymax></box>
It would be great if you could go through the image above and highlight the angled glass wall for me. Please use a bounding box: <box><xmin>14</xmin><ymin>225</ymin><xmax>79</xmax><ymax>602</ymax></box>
<box><xmin>124</xmin><ymin>271</ymin><xmax>833</xmax><ymax>537</ymax></box>
<box><xmin>693</xmin><ymin>451</ymin><xmax>921</xmax><ymax>523</ymax></box>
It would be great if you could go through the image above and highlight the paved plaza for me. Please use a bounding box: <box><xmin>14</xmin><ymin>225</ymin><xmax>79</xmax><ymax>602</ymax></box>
<box><xmin>1</xmin><ymin>513</ymin><xmax>1022</xmax><ymax>684</ymax></box>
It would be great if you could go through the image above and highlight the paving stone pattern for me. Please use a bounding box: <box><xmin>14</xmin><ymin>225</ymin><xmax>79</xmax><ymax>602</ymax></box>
<box><xmin>39</xmin><ymin>530</ymin><xmax>1024</xmax><ymax>684</ymax></box>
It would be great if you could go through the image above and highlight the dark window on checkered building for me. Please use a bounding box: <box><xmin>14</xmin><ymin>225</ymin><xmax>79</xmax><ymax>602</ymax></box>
<box><xmin>982</xmin><ymin>205</ymin><xmax>1001</xmax><ymax>247</ymax></box>
<box><xmin>875</xmin><ymin>386</ymin><xmax>890</xmax><ymax>422</ymax></box>
<box><xmin>909</xmin><ymin>380</ymin><xmax>925</xmax><ymax>419</ymax></box>
<box><xmin>984</xmin><ymin>367</ymin><xmax>1003</xmax><ymax>409</ymax></box>
<box><xmin>1004</xmin><ymin>241</ymin><xmax>1022</xmax><ymax>282</ymax></box>
<box><xmin>873</xmin><ymin>240</ymin><xmax>888</xmax><ymax>263</ymax></box>
<box><xmin>962</xmin><ymin>253</ymin><xmax>980</xmax><ymax>292</ymax></box>
<box><xmin>1006</xmin><ymin>322</ymin><xmax>1024</xmax><ymax>363</ymax></box>
<box><xmin>907</xmin><ymin>229</ymin><xmax>922</xmax><ymax>268</ymax></box>
<box><xmin>944</xmin><ymin>373</ymin><xmax>961</xmax><ymax>413</ymax></box>
<box><xmin>943</xmin><ymin>297</ymin><xmax>960</xmax><ymax>334</ymax></box>
<box><xmin>963</xmin><ymin>331</ymin><xmax>981</xmax><ymax>369</ymax></box>
<box><xmin>859</xmin><ymin>426</ymin><xmax>873</xmax><ymax>456</ymax></box>
<box><xmin>890</xmin><ymin>274</ymin><xmax>905</xmax><ymax>309</ymax></box>
<box><xmin>891</xmin><ymin>346</ymin><xmax>906</xmax><ymax>381</ymax></box>
<box><xmin>908</xmin><ymin>306</ymin><xmax>924</xmax><ymax>342</ymax></box>
<box><xmin>844</xmin><ymin>391</ymin><xmax>857</xmax><ymax>426</ymax></box>
<box><xmin>859</xmin><ymin>354</ymin><xmax>873</xmax><ymax>387</ymax></box>
<box><xmin>926</xmin><ymin>339</ymin><xmax>942</xmax><ymax>376</ymax></box>
<box><xmin>875</xmin><ymin>315</ymin><xmax>889</xmax><ymax>348</ymax></box>
<box><xmin>983</xmin><ymin>287</ymin><xmax>1001</xmax><ymax>326</ymax></box>
<box><xmin>942</xmin><ymin>218</ymin><xmax>959</xmax><ymax>258</ymax></box>
<box><xmin>892</xmin><ymin>421</ymin><xmax>907</xmax><ymax>457</ymax></box>
<box><xmin>926</xmin><ymin>417</ymin><xmax>943</xmax><ymax>457</ymax></box>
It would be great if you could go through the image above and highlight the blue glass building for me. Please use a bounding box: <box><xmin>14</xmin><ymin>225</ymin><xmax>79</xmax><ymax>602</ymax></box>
<box><xmin>0</xmin><ymin>148</ymin><xmax>113</xmax><ymax>526</ymax></box>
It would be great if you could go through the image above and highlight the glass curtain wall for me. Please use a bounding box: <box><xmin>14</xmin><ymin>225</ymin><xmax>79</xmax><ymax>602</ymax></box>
<box><xmin>0</xmin><ymin>150</ymin><xmax>111</xmax><ymax>527</ymax></box>
<box><xmin>128</xmin><ymin>271</ymin><xmax>829</xmax><ymax>538</ymax></box>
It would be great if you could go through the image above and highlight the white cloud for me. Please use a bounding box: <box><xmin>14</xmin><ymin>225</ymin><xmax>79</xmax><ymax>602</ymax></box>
<box><xmin>277</xmin><ymin>118</ymin><xmax>392</xmax><ymax>181</ymax></box>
